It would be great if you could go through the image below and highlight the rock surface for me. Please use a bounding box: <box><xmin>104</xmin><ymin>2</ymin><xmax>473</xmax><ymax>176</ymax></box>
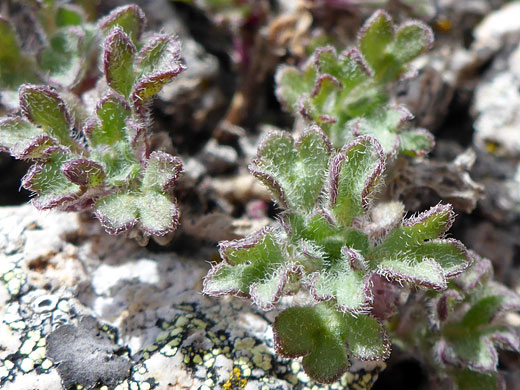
<box><xmin>0</xmin><ymin>205</ymin><xmax>383</xmax><ymax>390</ymax></box>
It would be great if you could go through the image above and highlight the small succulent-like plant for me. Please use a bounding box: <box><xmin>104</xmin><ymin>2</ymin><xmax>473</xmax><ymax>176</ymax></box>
<box><xmin>0</xmin><ymin>0</ymin><xmax>101</xmax><ymax>109</ymax></box>
<box><xmin>276</xmin><ymin>10</ymin><xmax>435</xmax><ymax>155</ymax></box>
<box><xmin>203</xmin><ymin>126</ymin><xmax>472</xmax><ymax>383</ymax></box>
<box><xmin>0</xmin><ymin>5</ymin><xmax>185</xmax><ymax>237</ymax></box>
<box><xmin>400</xmin><ymin>255</ymin><xmax>520</xmax><ymax>390</ymax></box>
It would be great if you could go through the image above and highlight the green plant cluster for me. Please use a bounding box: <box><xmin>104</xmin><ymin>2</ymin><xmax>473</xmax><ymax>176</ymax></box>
<box><xmin>0</xmin><ymin>5</ymin><xmax>185</xmax><ymax>236</ymax></box>
<box><xmin>276</xmin><ymin>10</ymin><xmax>434</xmax><ymax>154</ymax></box>
<box><xmin>0</xmin><ymin>0</ymin><xmax>101</xmax><ymax>109</ymax></box>
<box><xmin>0</xmin><ymin>3</ymin><xmax>518</xmax><ymax>390</ymax></box>
<box><xmin>203</xmin><ymin>9</ymin><xmax>520</xmax><ymax>389</ymax></box>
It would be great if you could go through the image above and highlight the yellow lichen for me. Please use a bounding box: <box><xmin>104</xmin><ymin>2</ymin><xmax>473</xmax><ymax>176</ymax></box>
<box><xmin>222</xmin><ymin>367</ymin><xmax>247</xmax><ymax>390</ymax></box>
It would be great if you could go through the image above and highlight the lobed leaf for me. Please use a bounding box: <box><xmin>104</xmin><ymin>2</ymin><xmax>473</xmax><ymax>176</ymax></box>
<box><xmin>19</xmin><ymin>85</ymin><xmax>75</xmax><ymax>148</ymax></box>
<box><xmin>0</xmin><ymin>18</ymin><xmax>39</xmax><ymax>90</ymax></box>
<box><xmin>329</xmin><ymin>136</ymin><xmax>385</xmax><ymax>227</ymax></box>
<box><xmin>98</xmin><ymin>5</ymin><xmax>146</xmax><ymax>44</ymax></box>
<box><xmin>250</xmin><ymin>127</ymin><xmax>332</xmax><ymax>212</ymax></box>
<box><xmin>449</xmin><ymin>369</ymin><xmax>504</xmax><ymax>390</ymax></box>
<box><xmin>0</xmin><ymin>118</ymin><xmax>56</xmax><ymax>159</ymax></box>
<box><xmin>21</xmin><ymin>148</ymin><xmax>81</xmax><ymax>209</ymax></box>
<box><xmin>55</xmin><ymin>5</ymin><xmax>85</xmax><ymax>27</ymax></box>
<box><xmin>39</xmin><ymin>27</ymin><xmax>86</xmax><ymax>87</ymax></box>
<box><xmin>61</xmin><ymin>158</ymin><xmax>105</xmax><ymax>187</ymax></box>
<box><xmin>137</xmin><ymin>190</ymin><xmax>179</xmax><ymax>236</ymax></box>
<box><xmin>85</xmin><ymin>93</ymin><xmax>131</xmax><ymax>147</ymax></box>
<box><xmin>358</xmin><ymin>10</ymin><xmax>433</xmax><ymax>82</ymax></box>
<box><xmin>399</xmin><ymin>128</ymin><xmax>435</xmax><ymax>157</ymax></box>
<box><xmin>275</xmin><ymin>64</ymin><xmax>316</xmax><ymax>112</ymax></box>
<box><xmin>104</xmin><ymin>27</ymin><xmax>136</xmax><ymax>98</ymax></box>
<box><xmin>369</xmin><ymin>204</ymin><xmax>470</xmax><ymax>287</ymax></box>
<box><xmin>274</xmin><ymin>304</ymin><xmax>389</xmax><ymax>383</ymax></box>
<box><xmin>310</xmin><ymin>248</ymin><xmax>372</xmax><ymax>314</ymax></box>
<box><xmin>95</xmin><ymin>192</ymin><xmax>138</xmax><ymax>234</ymax></box>
<box><xmin>358</xmin><ymin>10</ymin><xmax>395</xmax><ymax>77</ymax></box>
<box><xmin>94</xmin><ymin>141</ymin><xmax>140</xmax><ymax>186</ymax></box>
<box><xmin>136</xmin><ymin>35</ymin><xmax>183</xmax><ymax>76</ymax></box>
<box><xmin>142</xmin><ymin>151</ymin><xmax>183</xmax><ymax>191</ymax></box>
<box><xmin>131</xmin><ymin>66</ymin><xmax>185</xmax><ymax>114</ymax></box>
<box><xmin>204</xmin><ymin>228</ymin><xmax>297</xmax><ymax>309</ymax></box>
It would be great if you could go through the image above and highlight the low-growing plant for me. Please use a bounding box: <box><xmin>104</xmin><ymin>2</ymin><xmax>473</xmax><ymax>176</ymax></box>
<box><xmin>0</xmin><ymin>0</ymin><xmax>102</xmax><ymax>109</ymax></box>
<box><xmin>276</xmin><ymin>10</ymin><xmax>435</xmax><ymax>155</ymax></box>
<box><xmin>0</xmin><ymin>5</ymin><xmax>185</xmax><ymax>237</ymax></box>
<box><xmin>203</xmin><ymin>127</ymin><xmax>473</xmax><ymax>383</ymax></box>
<box><xmin>203</xmin><ymin>9</ymin><xmax>520</xmax><ymax>389</ymax></box>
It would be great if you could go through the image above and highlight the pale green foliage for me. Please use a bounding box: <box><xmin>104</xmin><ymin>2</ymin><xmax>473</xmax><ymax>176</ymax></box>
<box><xmin>204</xmin><ymin>128</ymin><xmax>471</xmax><ymax>382</ymax></box>
<box><xmin>0</xmin><ymin>5</ymin><xmax>184</xmax><ymax>237</ymax></box>
<box><xmin>276</xmin><ymin>10</ymin><xmax>434</xmax><ymax>155</ymax></box>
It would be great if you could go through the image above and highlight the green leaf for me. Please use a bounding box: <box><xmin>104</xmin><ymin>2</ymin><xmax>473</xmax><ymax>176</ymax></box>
<box><xmin>104</xmin><ymin>27</ymin><xmax>136</xmax><ymax>98</ymax></box>
<box><xmin>369</xmin><ymin>204</ymin><xmax>470</xmax><ymax>287</ymax></box>
<box><xmin>347</xmin><ymin>106</ymin><xmax>412</xmax><ymax>156</ymax></box>
<box><xmin>142</xmin><ymin>151</ymin><xmax>183</xmax><ymax>191</ymax></box>
<box><xmin>55</xmin><ymin>5</ymin><xmax>84</xmax><ymax>27</ymax></box>
<box><xmin>21</xmin><ymin>148</ymin><xmax>82</xmax><ymax>209</ymax></box>
<box><xmin>358</xmin><ymin>10</ymin><xmax>395</xmax><ymax>77</ymax></box>
<box><xmin>40</xmin><ymin>27</ymin><xmax>86</xmax><ymax>87</ymax></box>
<box><xmin>131</xmin><ymin>65</ymin><xmax>184</xmax><ymax>114</ymax></box>
<box><xmin>204</xmin><ymin>228</ymin><xmax>297</xmax><ymax>309</ymax></box>
<box><xmin>285</xmin><ymin>211</ymin><xmax>370</xmax><ymax>263</ymax></box>
<box><xmin>0</xmin><ymin>18</ymin><xmax>39</xmax><ymax>90</ymax></box>
<box><xmin>310</xmin><ymin>248</ymin><xmax>372</xmax><ymax>314</ymax></box>
<box><xmin>19</xmin><ymin>85</ymin><xmax>75</xmax><ymax>148</ymax></box>
<box><xmin>451</xmin><ymin>334</ymin><xmax>498</xmax><ymax>371</ymax></box>
<box><xmin>95</xmin><ymin>192</ymin><xmax>139</xmax><ymax>234</ymax></box>
<box><xmin>399</xmin><ymin>128</ymin><xmax>435</xmax><ymax>157</ymax></box>
<box><xmin>136</xmin><ymin>35</ymin><xmax>182</xmax><ymax>76</ymax></box>
<box><xmin>374</xmin><ymin>203</ymin><xmax>454</xmax><ymax>252</ymax></box>
<box><xmin>341</xmin><ymin>313</ymin><xmax>390</xmax><ymax>361</ymax></box>
<box><xmin>274</xmin><ymin>305</ymin><xmax>350</xmax><ymax>384</ymax></box>
<box><xmin>377</xmin><ymin>257</ymin><xmax>447</xmax><ymax>290</ymax></box>
<box><xmin>274</xmin><ymin>304</ymin><xmax>389</xmax><ymax>383</ymax></box>
<box><xmin>275</xmin><ymin>64</ymin><xmax>316</xmax><ymax>112</ymax></box>
<box><xmin>137</xmin><ymin>190</ymin><xmax>179</xmax><ymax>236</ymax></box>
<box><xmin>98</xmin><ymin>5</ymin><xmax>146</xmax><ymax>45</ymax></box>
<box><xmin>461</xmin><ymin>282</ymin><xmax>520</xmax><ymax>329</ymax></box>
<box><xmin>329</xmin><ymin>136</ymin><xmax>385</xmax><ymax>226</ymax></box>
<box><xmin>85</xmin><ymin>93</ymin><xmax>131</xmax><ymax>147</ymax></box>
<box><xmin>250</xmin><ymin>127</ymin><xmax>332</xmax><ymax>212</ymax></box>
<box><xmin>449</xmin><ymin>369</ymin><xmax>503</xmax><ymax>390</ymax></box>
<box><xmin>0</xmin><ymin>118</ymin><xmax>56</xmax><ymax>159</ymax></box>
<box><xmin>359</xmin><ymin>10</ymin><xmax>433</xmax><ymax>82</ymax></box>
<box><xmin>61</xmin><ymin>158</ymin><xmax>105</xmax><ymax>187</ymax></box>
<box><xmin>392</xmin><ymin>22</ymin><xmax>434</xmax><ymax>65</ymax></box>
<box><xmin>94</xmin><ymin>141</ymin><xmax>140</xmax><ymax>186</ymax></box>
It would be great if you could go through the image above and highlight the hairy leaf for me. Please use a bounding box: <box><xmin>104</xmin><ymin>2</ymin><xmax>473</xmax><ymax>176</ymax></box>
<box><xmin>22</xmin><ymin>148</ymin><xmax>81</xmax><ymax>209</ymax></box>
<box><xmin>19</xmin><ymin>85</ymin><xmax>75</xmax><ymax>148</ymax></box>
<box><xmin>274</xmin><ymin>304</ymin><xmax>389</xmax><ymax>383</ymax></box>
<box><xmin>250</xmin><ymin>127</ymin><xmax>332</xmax><ymax>212</ymax></box>
<box><xmin>329</xmin><ymin>136</ymin><xmax>385</xmax><ymax>226</ymax></box>
<box><xmin>98</xmin><ymin>5</ymin><xmax>146</xmax><ymax>44</ymax></box>
<box><xmin>104</xmin><ymin>27</ymin><xmax>136</xmax><ymax>98</ymax></box>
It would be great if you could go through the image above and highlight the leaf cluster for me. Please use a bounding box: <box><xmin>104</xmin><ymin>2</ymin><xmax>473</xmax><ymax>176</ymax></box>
<box><xmin>424</xmin><ymin>257</ymin><xmax>520</xmax><ymax>390</ymax></box>
<box><xmin>203</xmin><ymin>126</ymin><xmax>472</xmax><ymax>382</ymax></box>
<box><xmin>0</xmin><ymin>0</ymin><xmax>101</xmax><ymax>109</ymax></box>
<box><xmin>276</xmin><ymin>10</ymin><xmax>434</xmax><ymax>155</ymax></box>
<box><xmin>0</xmin><ymin>5</ymin><xmax>185</xmax><ymax>237</ymax></box>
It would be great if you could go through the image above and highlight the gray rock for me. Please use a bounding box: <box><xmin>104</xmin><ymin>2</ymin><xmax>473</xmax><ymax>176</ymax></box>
<box><xmin>0</xmin><ymin>205</ymin><xmax>384</xmax><ymax>390</ymax></box>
